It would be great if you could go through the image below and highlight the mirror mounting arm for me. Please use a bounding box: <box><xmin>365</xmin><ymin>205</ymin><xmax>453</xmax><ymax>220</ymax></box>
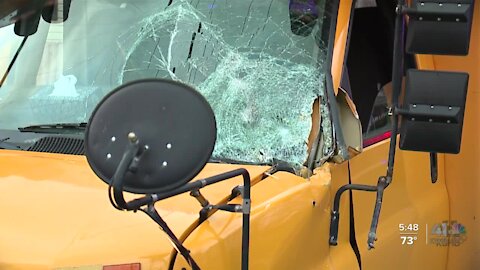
<box><xmin>110</xmin><ymin>134</ymin><xmax>141</xmax><ymax>210</ymax></box>
<box><xmin>140</xmin><ymin>203</ymin><xmax>201</xmax><ymax>270</ymax></box>
<box><xmin>367</xmin><ymin>176</ymin><xmax>388</xmax><ymax>249</ymax></box>
<box><xmin>329</xmin><ymin>184</ymin><xmax>377</xmax><ymax>246</ymax></box>
<box><xmin>109</xmin><ymin>143</ymin><xmax>252</xmax><ymax>270</ymax></box>
<box><xmin>190</xmin><ymin>189</ymin><xmax>210</xmax><ymax>208</ymax></box>
<box><xmin>430</xmin><ymin>153</ymin><xmax>438</xmax><ymax>183</ymax></box>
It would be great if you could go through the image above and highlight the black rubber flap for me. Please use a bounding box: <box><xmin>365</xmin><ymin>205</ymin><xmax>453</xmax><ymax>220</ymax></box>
<box><xmin>400</xmin><ymin>69</ymin><xmax>469</xmax><ymax>153</ymax></box>
<box><xmin>406</xmin><ymin>0</ymin><xmax>474</xmax><ymax>55</ymax></box>
<box><xmin>85</xmin><ymin>79</ymin><xmax>216</xmax><ymax>194</ymax></box>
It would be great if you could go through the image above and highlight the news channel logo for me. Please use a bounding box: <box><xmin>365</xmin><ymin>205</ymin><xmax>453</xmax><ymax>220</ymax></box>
<box><xmin>430</xmin><ymin>220</ymin><xmax>467</xmax><ymax>246</ymax></box>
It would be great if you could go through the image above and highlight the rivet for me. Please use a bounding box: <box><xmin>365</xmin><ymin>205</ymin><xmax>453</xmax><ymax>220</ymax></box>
<box><xmin>439</xmin><ymin>3</ymin><xmax>443</xmax><ymax>6</ymax></box>
<box><xmin>166</xmin><ymin>143</ymin><xmax>172</xmax><ymax>149</ymax></box>
<box><xmin>429</xmin><ymin>119</ymin><xmax>433</xmax><ymax>122</ymax></box>
<box><xmin>456</xmin><ymin>18</ymin><xmax>460</xmax><ymax>22</ymax></box>
<box><xmin>437</xmin><ymin>17</ymin><xmax>442</xmax><ymax>21</ymax></box>
<box><xmin>458</xmin><ymin>4</ymin><xmax>462</xmax><ymax>7</ymax></box>
<box><xmin>447</xmin><ymin>120</ymin><xmax>451</xmax><ymax>124</ymax></box>
<box><xmin>107</xmin><ymin>153</ymin><xmax>112</xmax><ymax>159</ymax></box>
<box><xmin>144</xmin><ymin>145</ymin><xmax>149</xmax><ymax>150</ymax></box>
<box><xmin>162</xmin><ymin>161</ymin><xmax>168</xmax><ymax>167</ymax></box>
<box><xmin>411</xmin><ymin>117</ymin><xmax>416</xmax><ymax>121</ymax></box>
<box><xmin>419</xmin><ymin>17</ymin><xmax>424</xmax><ymax>21</ymax></box>
<box><xmin>421</xmin><ymin>2</ymin><xmax>425</xmax><ymax>5</ymax></box>
<box><xmin>430</xmin><ymin>105</ymin><xmax>434</xmax><ymax>109</ymax></box>
<box><xmin>413</xmin><ymin>104</ymin><xmax>417</xmax><ymax>108</ymax></box>
<box><xmin>111</xmin><ymin>136</ymin><xmax>116</xmax><ymax>142</ymax></box>
<box><xmin>449</xmin><ymin>106</ymin><xmax>452</xmax><ymax>110</ymax></box>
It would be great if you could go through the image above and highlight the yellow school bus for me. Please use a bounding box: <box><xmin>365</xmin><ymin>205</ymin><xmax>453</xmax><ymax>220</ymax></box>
<box><xmin>0</xmin><ymin>0</ymin><xmax>477</xmax><ymax>269</ymax></box>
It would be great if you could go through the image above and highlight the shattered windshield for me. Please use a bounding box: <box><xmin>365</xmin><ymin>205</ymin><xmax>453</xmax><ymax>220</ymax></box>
<box><xmin>0</xmin><ymin>0</ymin><xmax>331</xmax><ymax>166</ymax></box>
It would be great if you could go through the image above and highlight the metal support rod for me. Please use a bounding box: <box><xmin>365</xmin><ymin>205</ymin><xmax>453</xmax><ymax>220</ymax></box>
<box><xmin>363</xmin><ymin>0</ymin><xmax>406</xmax><ymax>249</ymax></box>
<box><xmin>430</xmin><ymin>153</ymin><xmax>438</xmax><ymax>183</ymax></box>
<box><xmin>242</xmin><ymin>176</ymin><xmax>251</xmax><ymax>270</ymax></box>
<box><xmin>329</xmin><ymin>184</ymin><xmax>377</xmax><ymax>245</ymax></box>
<box><xmin>142</xmin><ymin>204</ymin><xmax>200</xmax><ymax>270</ymax></box>
<box><xmin>367</xmin><ymin>176</ymin><xmax>388</xmax><ymax>249</ymax></box>
<box><xmin>386</xmin><ymin>0</ymin><xmax>406</xmax><ymax>179</ymax></box>
<box><xmin>126</xmin><ymin>169</ymin><xmax>250</xmax><ymax>210</ymax></box>
<box><xmin>190</xmin><ymin>189</ymin><xmax>210</xmax><ymax>207</ymax></box>
<box><xmin>111</xmin><ymin>135</ymin><xmax>140</xmax><ymax>210</ymax></box>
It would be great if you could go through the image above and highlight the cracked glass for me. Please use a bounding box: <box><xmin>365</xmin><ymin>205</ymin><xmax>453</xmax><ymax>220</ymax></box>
<box><xmin>0</xmin><ymin>0</ymin><xmax>332</xmax><ymax>166</ymax></box>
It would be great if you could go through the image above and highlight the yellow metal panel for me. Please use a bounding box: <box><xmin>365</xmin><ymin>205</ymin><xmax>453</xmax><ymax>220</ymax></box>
<box><xmin>349</xmin><ymin>140</ymin><xmax>449</xmax><ymax>270</ymax></box>
<box><xmin>173</xmin><ymin>165</ymin><xmax>358</xmax><ymax>269</ymax></box>
<box><xmin>54</xmin><ymin>266</ymin><xmax>102</xmax><ymax>270</ymax></box>
<box><xmin>328</xmin><ymin>162</ymin><xmax>360</xmax><ymax>270</ymax></box>
<box><xmin>0</xmin><ymin>150</ymin><xmax>268</xmax><ymax>269</ymax></box>
<box><xmin>431</xmin><ymin>3</ymin><xmax>480</xmax><ymax>269</ymax></box>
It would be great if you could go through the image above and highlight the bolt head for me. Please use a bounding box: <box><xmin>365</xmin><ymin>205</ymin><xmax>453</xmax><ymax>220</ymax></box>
<box><xmin>127</xmin><ymin>132</ymin><xmax>137</xmax><ymax>142</ymax></box>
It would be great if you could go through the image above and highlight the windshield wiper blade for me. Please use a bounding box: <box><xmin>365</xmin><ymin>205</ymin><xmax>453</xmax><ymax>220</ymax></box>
<box><xmin>18</xmin><ymin>122</ymin><xmax>87</xmax><ymax>133</ymax></box>
<box><xmin>209</xmin><ymin>157</ymin><xmax>270</xmax><ymax>166</ymax></box>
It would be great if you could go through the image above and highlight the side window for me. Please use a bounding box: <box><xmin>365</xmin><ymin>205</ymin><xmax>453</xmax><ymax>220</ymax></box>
<box><xmin>341</xmin><ymin>1</ymin><xmax>397</xmax><ymax>147</ymax></box>
<box><xmin>362</xmin><ymin>88</ymin><xmax>392</xmax><ymax>147</ymax></box>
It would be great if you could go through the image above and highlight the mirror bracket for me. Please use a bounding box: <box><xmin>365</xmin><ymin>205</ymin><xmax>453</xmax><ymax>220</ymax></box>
<box><xmin>396</xmin><ymin>104</ymin><xmax>461</xmax><ymax>124</ymax></box>
<box><xmin>107</xmin><ymin>133</ymin><xmax>252</xmax><ymax>270</ymax></box>
<box><xmin>401</xmin><ymin>3</ymin><xmax>471</xmax><ymax>22</ymax></box>
<box><xmin>329</xmin><ymin>183</ymin><xmax>377</xmax><ymax>246</ymax></box>
<box><xmin>190</xmin><ymin>189</ymin><xmax>210</xmax><ymax>208</ymax></box>
<box><xmin>141</xmin><ymin>203</ymin><xmax>201</xmax><ymax>270</ymax></box>
<box><xmin>430</xmin><ymin>152</ymin><xmax>438</xmax><ymax>183</ymax></box>
<box><xmin>110</xmin><ymin>133</ymin><xmax>142</xmax><ymax>210</ymax></box>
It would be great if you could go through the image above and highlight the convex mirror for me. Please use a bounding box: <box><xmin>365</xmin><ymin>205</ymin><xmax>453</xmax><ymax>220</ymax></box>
<box><xmin>85</xmin><ymin>79</ymin><xmax>217</xmax><ymax>194</ymax></box>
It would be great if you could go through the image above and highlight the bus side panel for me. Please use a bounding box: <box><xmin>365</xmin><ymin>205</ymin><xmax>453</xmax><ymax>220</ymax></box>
<box><xmin>428</xmin><ymin>3</ymin><xmax>480</xmax><ymax>268</ymax></box>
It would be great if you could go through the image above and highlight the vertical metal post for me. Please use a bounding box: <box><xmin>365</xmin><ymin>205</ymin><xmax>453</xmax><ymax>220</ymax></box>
<box><xmin>430</xmin><ymin>152</ymin><xmax>438</xmax><ymax>183</ymax></box>
<box><xmin>386</xmin><ymin>0</ymin><xmax>406</xmax><ymax>179</ymax></box>
<box><xmin>367</xmin><ymin>0</ymin><xmax>406</xmax><ymax>249</ymax></box>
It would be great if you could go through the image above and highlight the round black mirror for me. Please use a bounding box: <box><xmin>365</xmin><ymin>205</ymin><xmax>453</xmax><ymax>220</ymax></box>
<box><xmin>85</xmin><ymin>79</ymin><xmax>216</xmax><ymax>194</ymax></box>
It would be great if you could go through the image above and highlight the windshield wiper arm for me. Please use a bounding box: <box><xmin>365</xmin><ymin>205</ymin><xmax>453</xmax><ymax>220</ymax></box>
<box><xmin>18</xmin><ymin>122</ymin><xmax>87</xmax><ymax>133</ymax></box>
<box><xmin>0</xmin><ymin>137</ymin><xmax>22</xmax><ymax>150</ymax></box>
<box><xmin>0</xmin><ymin>36</ymin><xmax>28</xmax><ymax>88</ymax></box>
